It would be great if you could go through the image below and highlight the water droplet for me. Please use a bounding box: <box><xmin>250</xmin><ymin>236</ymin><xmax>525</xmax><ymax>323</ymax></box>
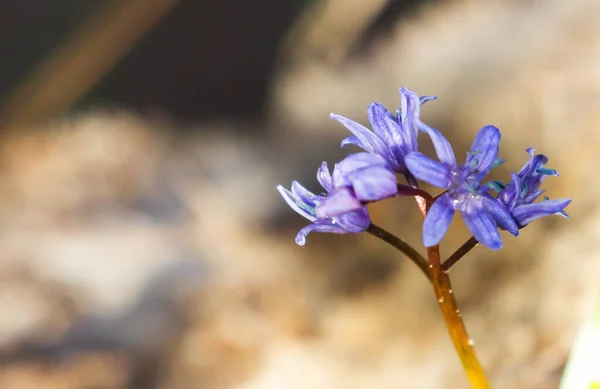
<box><xmin>468</xmin><ymin>339</ymin><xmax>475</xmax><ymax>346</ymax></box>
<box><xmin>438</xmin><ymin>297</ymin><xmax>444</xmax><ymax>303</ymax></box>
<box><xmin>429</xmin><ymin>264</ymin><xmax>433</xmax><ymax>268</ymax></box>
<box><xmin>449</xmin><ymin>289</ymin><xmax>453</xmax><ymax>294</ymax></box>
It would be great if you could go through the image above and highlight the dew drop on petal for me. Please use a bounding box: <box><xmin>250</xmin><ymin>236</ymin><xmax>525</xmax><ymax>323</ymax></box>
<box><xmin>468</xmin><ymin>339</ymin><xmax>475</xmax><ymax>346</ymax></box>
<box><xmin>449</xmin><ymin>289</ymin><xmax>453</xmax><ymax>294</ymax></box>
<box><xmin>438</xmin><ymin>297</ymin><xmax>444</xmax><ymax>303</ymax></box>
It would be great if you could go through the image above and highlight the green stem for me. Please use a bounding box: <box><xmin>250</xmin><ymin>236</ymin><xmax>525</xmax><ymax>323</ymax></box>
<box><xmin>366</xmin><ymin>223</ymin><xmax>431</xmax><ymax>281</ymax></box>
<box><xmin>442</xmin><ymin>236</ymin><xmax>479</xmax><ymax>272</ymax></box>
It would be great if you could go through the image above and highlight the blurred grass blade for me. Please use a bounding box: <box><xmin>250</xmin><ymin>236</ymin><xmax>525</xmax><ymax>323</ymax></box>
<box><xmin>559</xmin><ymin>292</ymin><xmax>600</xmax><ymax>389</ymax></box>
<box><xmin>0</xmin><ymin>0</ymin><xmax>181</xmax><ymax>131</ymax></box>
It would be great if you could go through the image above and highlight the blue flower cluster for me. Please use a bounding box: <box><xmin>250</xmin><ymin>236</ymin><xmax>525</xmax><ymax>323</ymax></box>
<box><xmin>277</xmin><ymin>87</ymin><xmax>571</xmax><ymax>249</ymax></box>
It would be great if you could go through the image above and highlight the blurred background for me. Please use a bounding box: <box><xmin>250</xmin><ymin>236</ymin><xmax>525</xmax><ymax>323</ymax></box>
<box><xmin>0</xmin><ymin>0</ymin><xmax>598</xmax><ymax>388</ymax></box>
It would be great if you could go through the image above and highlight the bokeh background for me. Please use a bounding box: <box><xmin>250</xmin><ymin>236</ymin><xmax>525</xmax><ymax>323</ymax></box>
<box><xmin>0</xmin><ymin>1</ymin><xmax>597</xmax><ymax>388</ymax></box>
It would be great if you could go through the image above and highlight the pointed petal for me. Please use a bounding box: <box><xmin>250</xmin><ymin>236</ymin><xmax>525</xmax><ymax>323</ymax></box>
<box><xmin>416</xmin><ymin>121</ymin><xmax>456</xmax><ymax>166</ymax></box>
<box><xmin>330</xmin><ymin>113</ymin><xmax>393</xmax><ymax>161</ymax></box>
<box><xmin>277</xmin><ymin>185</ymin><xmax>317</xmax><ymax>222</ymax></box>
<box><xmin>349</xmin><ymin>166</ymin><xmax>398</xmax><ymax>201</ymax></box>
<box><xmin>517</xmin><ymin>148</ymin><xmax>548</xmax><ymax>178</ymax></box>
<box><xmin>463</xmin><ymin>210</ymin><xmax>503</xmax><ymax>250</ymax></box>
<box><xmin>341</xmin><ymin>135</ymin><xmax>361</xmax><ymax>148</ymax></box>
<box><xmin>399</xmin><ymin>87</ymin><xmax>422</xmax><ymax>151</ymax></box>
<box><xmin>497</xmin><ymin>172</ymin><xmax>520</xmax><ymax>211</ymax></box>
<box><xmin>481</xmin><ymin>196</ymin><xmax>519</xmax><ymax>236</ymax></box>
<box><xmin>422</xmin><ymin>193</ymin><xmax>455</xmax><ymax>247</ymax></box>
<box><xmin>405</xmin><ymin>152</ymin><xmax>452</xmax><ymax>188</ymax></box>
<box><xmin>367</xmin><ymin>103</ymin><xmax>406</xmax><ymax>170</ymax></box>
<box><xmin>315</xmin><ymin>187</ymin><xmax>362</xmax><ymax>218</ymax></box>
<box><xmin>334</xmin><ymin>207</ymin><xmax>371</xmax><ymax>233</ymax></box>
<box><xmin>367</xmin><ymin>103</ymin><xmax>401</xmax><ymax>145</ymax></box>
<box><xmin>466</xmin><ymin>125</ymin><xmax>501</xmax><ymax>174</ymax></box>
<box><xmin>295</xmin><ymin>222</ymin><xmax>347</xmax><ymax>245</ymax></box>
<box><xmin>419</xmin><ymin>95</ymin><xmax>437</xmax><ymax>105</ymax></box>
<box><xmin>291</xmin><ymin>180</ymin><xmax>317</xmax><ymax>205</ymax></box>
<box><xmin>317</xmin><ymin>162</ymin><xmax>333</xmax><ymax>193</ymax></box>
<box><xmin>512</xmin><ymin>198</ymin><xmax>572</xmax><ymax>227</ymax></box>
<box><xmin>522</xmin><ymin>189</ymin><xmax>545</xmax><ymax>204</ymax></box>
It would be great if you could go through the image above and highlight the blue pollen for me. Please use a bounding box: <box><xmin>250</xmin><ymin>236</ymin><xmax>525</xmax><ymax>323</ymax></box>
<box><xmin>490</xmin><ymin>157</ymin><xmax>505</xmax><ymax>169</ymax></box>
<box><xmin>467</xmin><ymin>149</ymin><xmax>483</xmax><ymax>156</ymax></box>
<box><xmin>468</xmin><ymin>158</ymin><xmax>479</xmax><ymax>170</ymax></box>
<box><xmin>520</xmin><ymin>182</ymin><xmax>529</xmax><ymax>199</ymax></box>
<box><xmin>486</xmin><ymin>180</ymin><xmax>506</xmax><ymax>192</ymax></box>
<box><xmin>296</xmin><ymin>201</ymin><xmax>316</xmax><ymax>215</ymax></box>
<box><xmin>536</xmin><ymin>167</ymin><xmax>558</xmax><ymax>176</ymax></box>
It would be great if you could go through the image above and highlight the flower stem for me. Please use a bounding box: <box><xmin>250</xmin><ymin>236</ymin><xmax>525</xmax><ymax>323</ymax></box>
<box><xmin>397</xmin><ymin>184</ymin><xmax>434</xmax><ymax>203</ymax></box>
<box><xmin>408</xmin><ymin>190</ymin><xmax>490</xmax><ymax>388</ymax></box>
<box><xmin>442</xmin><ymin>236</ymin><xmax>479</xmax><ymax>272</ymax></box>
<box><xmin>427</xmin><ymin>245</ymin><xmax>490</xmax><ymax>389</ymax></box>
<box><xmin>366</xmin><ymin>223</ymin><xmax>431</xmax><ymax>281</ymax></box>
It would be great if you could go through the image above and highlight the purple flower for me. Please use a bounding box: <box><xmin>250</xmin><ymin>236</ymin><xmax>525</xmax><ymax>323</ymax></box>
<box><xmin>497</xmin><ymin>148</ymin><xmax>571</xmax><ymax>228</ymax></box>
<box><xmin>405</xmin><ymin>124</ymin><xmax>518</xmax><ymax>250</ymax></box>
<box><xmin>277</xmin><ymin>153</ymin><xmax>398</xmax><ymax>245</ymax></box>
<box><xmin>330</xmin><ymin>87</ymin><xmax>436</xmax><ymax>174</ymax></box>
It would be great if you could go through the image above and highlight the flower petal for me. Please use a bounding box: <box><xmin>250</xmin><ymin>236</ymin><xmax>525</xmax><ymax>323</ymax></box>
<box><xmin>462</xmin><ymin>209</ymin><xmax>503</xmax><ymax>250</ymax></box>
<box><xmin>295</xmin><ymin>222</ymin><xmax>347</xmax><ymax>245</ymax></box>
<box><xmin>315</xmin><ymin>187</ymin><xmax>362</xmax><ymax>218</ymax></box>
<box><xmin>511</xmin><ymin>198</ymin><xmax>572</xmax><ymax>227</ymax></box>
<box><xmin>330</xmin><ymin>113</ymin><xmax>394</xmax><ymax>161</ymax></box>
<box><xmin>398</xmin><ymin>87</ymin><xmax>422</xmax><ymax>151</ymax></box>
<box><xmin>317</xmin><ymin>162</ymin><xmax>333</xmax><ymax>193</ymax></box>
<box><xmin>517</xmin><ymin>148</ymin><xmax>548</xmax><ymax>178</ymax></box>
<box><xmin>277</xmin><ymin>185</ymin><xmax>317</xmax><ymax>222</ymax></box>
<box><xmin>481</xmin><ymin>196</ymin><xmax>519</xmax><ymax>236</ymax></box>
<box><xmin>416</xmin><ymin>121</ymin><xmax>457</xmax><ymax>166</ymax></box>
<box><xmin>341</xmin><ymin>135</ymin><xmax>361</xmax><ymax>148</ymax></box>
<box><xmin>466</xmin><ymin>125</ymin><xmax>501</xmax><ymax>174</ymax></box>
<box><xmin>367</xmin><ymin>103</ymin><xmax>405</xmax><ymax>170</ymax></box>
<box><xmin>422</xmin><ymin>193</ymin><xmax>455</xmax><ymax>247</ymax></box>
<box><xmin>292</xmin><ymin>180</ymin><xmax>317</xmax><ymax>205</ymax></box>
<box><xmin>522</xmin><ymin>189</ymin><xmax>545</xmax><ymax>204</ymax></box>
<box><xmin>349</xmin><ymin>166</ymin><xmax>398</xmax><ymax>201</ymax></box>
<box><xmin>334</xmin><ymin>207</ymin><xmax>371</xmax><ymax>233</ymax></box>
<box><xmin>332</xmin><ymin>152</ymin><xmax>391</xmax><ymax>188</ymax></box>
<box><xmin>405</xmin><ymin>152</ymin><xmax>452</xmax><ymax>188</ymax></box>
<box><xmin>419</xmin><ymin>95</ymin><xmax>437</xmax><ymax>105</ymax></box>
<box><xmin>497</xmin><ymin>172</ymin><xmax>521</xmax><ymax>211</ymax></box>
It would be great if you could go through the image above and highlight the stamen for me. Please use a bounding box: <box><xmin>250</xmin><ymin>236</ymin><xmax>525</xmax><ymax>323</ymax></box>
<box><xmin>297</xmin><ymin>201</ymin><xmax>316</xmax><ymax>215</ymax></box>
<box><xmin>520</xmin><ymin>182</ymin><xmax>529</xmax><ymax>199</ymax></box>
<box><xmin>486</xmin><ymin>180</ymin><xmax>506</xmax><ymax>192</ymax></box>
<box><xmin>468</xmin><ymin>158</ymin><xmax>479</xmax><ymax>170</ymax></box>
<box><xmin>536</xmin><ymin>167</ymin><xmax>558</xmax><ymax>176</ymax></box>
<box><xmin>490</xmin><ymin>157</ymin><xmax>505</xmax><ymax>169</ymax></box>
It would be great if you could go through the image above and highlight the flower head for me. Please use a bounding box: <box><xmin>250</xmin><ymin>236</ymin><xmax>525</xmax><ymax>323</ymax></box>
<box><xmin>330</xmin><ymin>87</ymin><xmax>436</xmax><ymax>173</ymax></box>
<box><xmin>405</xmin><ymin>124</ymin><xmax>518</xmax><ymax>250</ymax></box>
<box><xmin>277</xmin><ymin>153</ymin><xmax>397</xmax><ymax>245</ymax></box>
<box><xmin>497</xmin><ymin>148</ymin><xmax>571</xmax><ymax>228</ymax></box>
